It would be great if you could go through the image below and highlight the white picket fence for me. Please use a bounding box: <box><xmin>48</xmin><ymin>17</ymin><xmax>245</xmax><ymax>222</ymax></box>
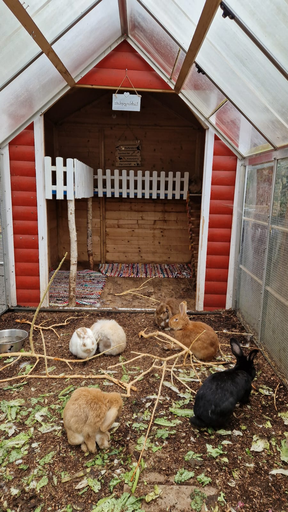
<box><xmin>44</xmin><ymin>157</ymin><xmax>189</xmax><ymax>200</ymax></box>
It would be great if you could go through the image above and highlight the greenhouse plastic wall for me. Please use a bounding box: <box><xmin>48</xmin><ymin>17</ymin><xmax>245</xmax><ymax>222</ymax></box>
<box><xmin>237</xmin><ymin>155</ymin><xmax>288</xmax><ymax>380</ymax></box>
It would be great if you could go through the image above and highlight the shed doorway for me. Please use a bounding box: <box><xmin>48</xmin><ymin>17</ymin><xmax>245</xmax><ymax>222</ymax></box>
<box><xmin>44</xmin><ymin>88</ymin><xmax>205</xmax><ymax>310</ymax></box>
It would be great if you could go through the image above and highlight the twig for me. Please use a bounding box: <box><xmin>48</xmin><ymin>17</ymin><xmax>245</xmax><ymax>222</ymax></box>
<box><xmin>124</xmin><ymin>361</ymin><xmax>157</xmax><ymax>398</ymax></box>
<box><xmin>115</xmin><ymin>277</ymin><xmax>155</xmax><ymax>296</ymax></box>
<box><xmin>131</xmin><ymin>360</ymin><xmax>167</xmax><ymax>480</ymax></box>
<box><xmin>16</xmin><ymin>316</ymin><xmax>86</xmax><ymax>339</ymax></box>
<box><xmin>0</xmin><ymin>356</ymin><xmax>21</xmax><ymax>373</ymax></box>
<box><xmin>40</xmin><ymin>329</ymin><xmax>49</xmax><ymax>376</ymax></box>
<box><xmin>274</xmin><ymin>382</ymin><xmax>280</xmax><ymax>411</ymax></box>
<box><xmin>29</xmin><ymin>252</ymin><xmax>68</xmax><ymax>353</ymax></box>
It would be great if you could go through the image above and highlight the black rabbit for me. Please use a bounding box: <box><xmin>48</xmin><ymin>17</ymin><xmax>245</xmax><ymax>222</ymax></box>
<box><xmin>189</xmin><ymin>338</ymin><xmax>259</xmax><ymax>429</ymax></box>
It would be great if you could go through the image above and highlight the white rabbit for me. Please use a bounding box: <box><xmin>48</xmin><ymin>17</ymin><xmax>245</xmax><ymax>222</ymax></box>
<box><xmin>69</xmin><ymin>327</ymin><xmax>97</xmax><ymax>359</ymax></box>
<box><xmin>90</xmin><ymin>319</ymin><xmax>126</xmax><ymax>356</ymax></box>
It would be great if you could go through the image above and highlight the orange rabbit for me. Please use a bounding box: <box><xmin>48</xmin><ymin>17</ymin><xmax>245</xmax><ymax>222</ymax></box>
<box><xmin>168</xmin><ymin>301</ymin><xmax>219</xmax><ymax>361</ymax></box>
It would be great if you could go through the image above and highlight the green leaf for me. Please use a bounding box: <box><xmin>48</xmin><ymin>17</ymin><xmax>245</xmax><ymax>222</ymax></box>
<box><xmin>58</xmin><ymin>385</ymin><xmax>75</xmax><ymax>397</ymax></box>
<box><xmin>279</xmin><ymin>411</ymin><xmax>288</xmax><ymax>425</ymax></box>
<box><xmin>88</xmin><ymin>478</ymin><xmax>101</xmax><ymax>493</ymax></box>
<box><xmin>251</xmin><ymin>435</ymin><xmax>270</xmax><ymax>452</ymax></box>
<box><xmin>184</xmin><ymin>451</ymin><xmax>203</xmax><ymax>461</ymax></box>
<box><xmin>155</xmin><ymin>429</ymin><xmax>176</xmax><ymax>439</ymax></box>
<box><xmin>145</xmin><ymin>485</ymin><xmax>162</xmax><ymax>503</ymax></box>
<box><xmin>154</xmin><ymin>418</ymin><xmax>181</xmax><ymax>427</ymax></box>
<box><xmin>279</xmin><ymin>438</ymin><xmax>288</xmax><ymax>463</ymax></box>
<box><xmin>174</xmin><ymin>468</ymin><xmax>194</xmax><ymax>483</ymax></box>
<box><xmin>169</xmin><ymin>407</ymin><xmax>194</xmax><ymax>418</ymax></box>
<box><xmin>109</xmin><ymin>476</ymin><xmax>122</xmax><ymax>492</ymax></box>
<box><xmin>132</xmin><ymin>422</ymin><xmax>147</xmax><ymax>431</ymax></box>
<box><xmin>38</xmin><ymin>451</ymin><xmax>55</xmax><ymax>466</ymax></box>
<box><xmin>36</xmin><ymin>476</ymin><xmax>48</xmax><ymax>492</ymax></box>
<box><xmin>190</xmin><ymin>489</ymin><xmax>207</xmax><ymax>512</ymax></box>
<box><xmin>196</xmin><ymin>473</ymin><xmax>212</xmax><ymax>486</ymax></box>
<box><xmin>206</xmin><ymin>444</ymin><xmax>225</xmax><ymax>458</ymax></box>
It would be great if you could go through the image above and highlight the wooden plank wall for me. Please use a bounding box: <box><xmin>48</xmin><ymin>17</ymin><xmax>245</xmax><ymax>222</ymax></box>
<box><xmin>53</xmin><ymin>91</ymin><xmax>202</xmax><ymax>175</ymax></box>
<box><xmin>56</xmin><ymin>198</ymin><xmax>190</xmax><ymax>264</ymax></box>
<box><xmin>9</xmin><ymin>123</ymin><xmax>40</xmax><ymax>306</ymax></box>
<box><xmin>204</xmin><ymin>136</ymin><xmax>237</xmax><ymax>310</ymax></box>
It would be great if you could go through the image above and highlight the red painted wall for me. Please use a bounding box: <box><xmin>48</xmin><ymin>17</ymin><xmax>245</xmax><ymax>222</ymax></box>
<box><xmin>204</xmin><ymin>136</ymin><xmax>237</xmax><ymax>311</ymax></box>
<box><xmin>78</xmin><ymin>40</ymin><xmax>171</xmax><ymax>90</ymax></box>
<box><xmin>9</xmin><ymin>123</ymin><xmax>40</xmax><ymax>306</ymax></box>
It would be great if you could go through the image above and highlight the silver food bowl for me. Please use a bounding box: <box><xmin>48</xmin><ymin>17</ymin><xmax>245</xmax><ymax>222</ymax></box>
<box><xmin>0</xmin><ymin>329</ymin><xmax>28</xmax><ymax>353</ymax></box>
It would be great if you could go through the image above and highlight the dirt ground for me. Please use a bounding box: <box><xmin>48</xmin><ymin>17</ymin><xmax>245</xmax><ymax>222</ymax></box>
<box><xmin>96</xmin><ymin>276</ymin><xmax>196</xmax><ymax>311</ymax></box>
<box><xmin>0</xmin><ymin>306</ymin><xmax>288</xmax><ymax>512</ymax></box>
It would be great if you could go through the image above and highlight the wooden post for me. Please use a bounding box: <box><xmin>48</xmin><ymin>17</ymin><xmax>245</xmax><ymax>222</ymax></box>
<box><xmin>87</xmin><ymin>197</ymin><xmax>94</xmax><ymax>270</ymax></box>
<box><xmin>99</xmin><ymin>128</ymin><xmax>106</xmax><ymax>263</ymax></box>
<box><xmin>68</xmin><ymin>197</ymin><xmax>77</xmax><ymax>306</ymax></box>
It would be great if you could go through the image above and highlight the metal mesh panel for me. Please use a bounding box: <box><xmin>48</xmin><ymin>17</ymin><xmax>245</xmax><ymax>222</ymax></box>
<box><xmin>240</xmin><ymin>219</ymin><xmax>268</xmax><ymax>281</ymax></box>
<box><xmin>261</xmin><ymin>158</ymin><xmax>288</xmax><ymax>378</ymax></box>
<box><xmin>237</xmin><ymin>162</ymin><xmax>273</xmax><ymax>334</ymax></box>
<box><xmin>238</xmin><ymin>266</ymin><xmax>262</xmax><ymax>334</ymax></box>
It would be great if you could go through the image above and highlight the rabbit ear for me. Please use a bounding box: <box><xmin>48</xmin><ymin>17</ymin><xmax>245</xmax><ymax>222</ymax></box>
<box><xmin>230</xmin><ymin>338</ymin><xmax>243</xmax><ymax>358</ymax></box>
<box><xmin>248</xmin><ymin>349</ymin><xmax>259</xmax><ymax>362</ymax></box>
<box><xmin>179</xmin><ymin>301</ymin><xmax>187</xmax><ymax>316</ymax></box>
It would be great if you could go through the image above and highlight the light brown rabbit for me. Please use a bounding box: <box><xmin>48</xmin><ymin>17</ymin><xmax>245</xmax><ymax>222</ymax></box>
<box><xmin>63</xmin><ymin>387</ymin><xmax>123</xmax><ymax>453</ymax></box>
<box><xmin>168</xmin><ymin>301</ymin><xmax>219</xmax><ymax>361</ymax></box>
<box><xmin>155</xmin><ymin>298</ymin><xmax>181</xmax><ymax>329</ymax></box>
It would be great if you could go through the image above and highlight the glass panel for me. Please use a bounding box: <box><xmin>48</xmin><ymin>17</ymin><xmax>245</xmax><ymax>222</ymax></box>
<box><xmin>227</xmin><ymin>0</ymin><xmax>288</xmax><ymax>73</ymax></box>
<box><xmin>0</xmin><ymin>2</ymin><xmax>40</xmax><ymax>89</ymax></box>
<box><xmin>244</xmin><ymin>163</ymin><xmax>273</xmax><ymax>222</ymax></box>
<box><xmin>271</xmin><ymin>158</ymin><xmax>288</xmax><ymax>230</ymax></box>
<box><xmin>138</xmin><ymin>0</ymin><xmax>205</xmax><ymax>51</ymax></box>
<box><xmin>182</xmin><ymin>64</ymin><xmax>226</xmax><ymax>117</ymax></box>
<box><xmin>0</xmin><ymin>55</ymin><xmax>66</xmax><ymax>145</ymax></box>
<box><xmin>127</xmin><ymin>0</ymin><xmax>180</xmax><ymax>77</ymax></box>
<box><xmin>198</xmin><ymin>9</ymin><xmax>288</xmax><ymax>146</ymax></box>
<box><xmin>55</xmin><ymin>0</ymin><xmax>121</xmax><ymax>78</ymax></box>
<box><xmin>0</xmin><ymin>0</ymin><xmax>100</xmax><ymax>89</ymax></box>
<box><xmin>210</xmin><ymin>102</ymin><xmax>272</xmax><ymax>156</ymax></box>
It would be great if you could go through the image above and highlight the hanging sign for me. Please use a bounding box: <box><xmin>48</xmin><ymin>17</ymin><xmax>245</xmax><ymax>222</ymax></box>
<box><xmin>112</xmin><ymin>92</ymin><xmax>141</xmax><ymax>112</ymax></box>
<box><xmin>115</xmin><ymin>140</ymin><xmax>141</xmax><ymax>167</ymax></box>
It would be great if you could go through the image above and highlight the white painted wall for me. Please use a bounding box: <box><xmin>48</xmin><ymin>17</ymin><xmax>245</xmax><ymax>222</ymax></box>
<box><xmin>0</xmin><ymin>145</ymin><xmax>17</xmax><ymax>306</ymax></box>
<box><xmin>196</xmin><ymin>128</ymin><xmax>215</xmax><ymax>311</ymax></box>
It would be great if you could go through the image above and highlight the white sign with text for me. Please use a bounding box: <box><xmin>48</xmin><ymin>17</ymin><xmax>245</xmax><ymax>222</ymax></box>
<box><xmin>112</xmin><ymin>92</ymin><xmax>141</xmax><ymax>111</ymax></box>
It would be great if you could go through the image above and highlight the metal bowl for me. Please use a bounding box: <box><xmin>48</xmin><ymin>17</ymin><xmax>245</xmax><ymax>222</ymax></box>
<box><xmin>0</xmin><ymin>329</ymin><xmax>28</xmax><ymax>354</ymax></box>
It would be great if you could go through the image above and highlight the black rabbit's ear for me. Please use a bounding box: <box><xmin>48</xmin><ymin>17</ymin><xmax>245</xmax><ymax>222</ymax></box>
<box><xmin>248</xmin><ymin>349</ymin><xmax>259</xmax><ymax>362</ymax></box>
<box><xmin>230</xmin><ymin>338</ymin><xmax>243</xmax><ymax>357</ymax></box>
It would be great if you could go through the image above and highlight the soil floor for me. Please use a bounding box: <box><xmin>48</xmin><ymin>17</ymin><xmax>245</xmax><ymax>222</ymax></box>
<box><xmin>0</xmin><ymin>300</ymin><xmax>288</xmax><ymax>511</ymax></box>
<box><xmin>99</xmin><ymin>276</ymin><xmax>196</xmax><ymax>311</ymax></box>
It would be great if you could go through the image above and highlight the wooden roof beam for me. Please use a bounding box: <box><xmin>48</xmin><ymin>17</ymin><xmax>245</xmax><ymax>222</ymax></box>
<box><xmin>118</xmin><ymin>0</ymin><xmax>128</xmax><ymax>36</ymax></box>
<box><xmin>3</xmin><ymin>0</ymin><xmax>75</xmax><ymax>88</ymax></box>
<box><xmin>174</xmin><ymin>0</ymin><xmax>222</xmax><ymax>94</ymax></box>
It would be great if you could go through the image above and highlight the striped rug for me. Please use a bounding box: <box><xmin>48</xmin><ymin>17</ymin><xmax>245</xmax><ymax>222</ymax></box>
<box><xmin>49</xmin><ymin>270</ymin><xmax>106</xmax><ymax>306</ymax></box>
<box><xmin>99</xmin><ymin>263</ymin><xmax>193</xmax><ymax>278</ymax></box>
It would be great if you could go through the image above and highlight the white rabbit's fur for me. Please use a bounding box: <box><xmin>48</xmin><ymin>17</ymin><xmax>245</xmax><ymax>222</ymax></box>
<box><xmin>90</xmin><ymin>319</ymin><xmax>126</xmax><ymax>356</ymax></box>
<box><xmin>69</xmin><ymin>327</ymin><xmax>97</xmax><ymax>359</ymax></box>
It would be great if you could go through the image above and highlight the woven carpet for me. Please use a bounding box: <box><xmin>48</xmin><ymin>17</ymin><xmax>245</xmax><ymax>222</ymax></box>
<box><xmin>99</xmin><ymin>263</ymin><xmax>193</xmax><ymax>278</ymax></box>
<box><xmin>49</xmin><ymin>270</ymin><xmax>106</xmax><ymax>306</ymax></box>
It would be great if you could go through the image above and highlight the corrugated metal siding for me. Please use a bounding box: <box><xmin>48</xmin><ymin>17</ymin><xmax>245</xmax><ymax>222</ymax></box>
<box><xmin>78</xmin><ymin>40</ymin><xmax>171</xmax><ymax>90</ymax></box>
<box><xmin>9</xmin><ymin>123</ymin><xmax>40</xmax><ymax>306</ymax></box>
<box><xmin>204</xmin><ymin>136</ymin><xmax>237</xmax><ymax>311</ymax></box>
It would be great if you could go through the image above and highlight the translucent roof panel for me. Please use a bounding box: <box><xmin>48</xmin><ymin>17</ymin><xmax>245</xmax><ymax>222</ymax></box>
<box><xmin>55</xmin><ymin>0</ymin><xmax>121</xmax><ymax>79</ymax></box>
<box><xmin>197</xmin><ymin>9</ymin><xmax>288</xmax><ymax>147</ymax></box>
<box><xmin>209</xmin><ymin>101</ymin><xmax>273</xmax><ymax>156</ymax></box>
<box><xmin>227</xmin><ymin>0</ymin><xmax>288</xmax><ymax>73</ymax></box>
<box><xmin>181</xmin><ymin>64</ymin><xmax>226</xmax><ymax>118</ymax></box>
<box><xmin>0</xmin><ymin>2</ymin><xmax>40</xmax><ymax>89</ymax></box>
<box><xmin>0</xmin><ymin>0</ymin><xmax>101</xmax><ymax>90</ymax></box>
<box><xmin>127</xmin><ymin>0</ymin><xmax>181</xmax><ymax>78</ymax></box>
<box><xmin>138</xmin><ymin>0</ymin><xmax>205</xmax><ymax>51</ymax></box>
<box><xmin>0</xmin><ymin>55</ymin><xmax>66</xmax><ymax>145</ymax></box>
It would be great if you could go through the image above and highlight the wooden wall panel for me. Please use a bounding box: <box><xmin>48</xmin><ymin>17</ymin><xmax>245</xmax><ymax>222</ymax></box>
<box><xmin>47</xmin><ymin>198</ymin><xmax>58</xmax><ymax>269</ymax></box>
<box><xmin>204</xmin><ymin>136</ymin><xmax>237</xmax><ymax>311</ymax></box>
<box><xmin>56</xmin><ymin>198</ymin><xmax>190</xmax><ymax>265</ymax></box>
<box><xmin>9</xmin><ymin>123</ymin><xmax>40</xmax><ymax>306</ymax></box>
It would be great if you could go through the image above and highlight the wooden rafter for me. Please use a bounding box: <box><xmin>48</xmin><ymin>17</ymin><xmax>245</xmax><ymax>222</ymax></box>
<box><xmin>3</xmin><ymin>0</ymin><xmax>75</xmax><ymax>88</ymax></box>
<box><xmin>118</xmin><ymin>0</ymin><xmax>128</xmax><ymax>36</ymax></box>
<box><xmin>174</xmin><ymin>0</ymin><xmax>222</xmax><ymax>94</ymax></box>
